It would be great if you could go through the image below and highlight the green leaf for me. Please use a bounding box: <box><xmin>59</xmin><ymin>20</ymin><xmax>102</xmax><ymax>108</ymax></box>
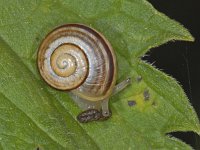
<box><xmin>0</xmin><ymin>0</ymin><xmax>199</xmax><ymax>149</ymax></box>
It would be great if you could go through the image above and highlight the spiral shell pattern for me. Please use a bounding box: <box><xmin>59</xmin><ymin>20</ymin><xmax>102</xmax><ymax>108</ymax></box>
<box><xmin>38</xmin><ymin>24</ymin><xmax>117</xmax><ymax>101</ymax></box>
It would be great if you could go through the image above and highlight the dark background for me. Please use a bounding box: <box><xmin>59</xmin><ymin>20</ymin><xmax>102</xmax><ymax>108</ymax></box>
<box><xmin>145</xmin><ymin>0</ymin><xmax>200</xmax><ymax>149</ymax></box>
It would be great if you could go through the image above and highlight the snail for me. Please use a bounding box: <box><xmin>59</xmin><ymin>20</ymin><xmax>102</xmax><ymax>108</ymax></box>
<box><xmin>37</xmin><ymin>24</ymin><xmax>131</xmax><ymax>123</ymax></box>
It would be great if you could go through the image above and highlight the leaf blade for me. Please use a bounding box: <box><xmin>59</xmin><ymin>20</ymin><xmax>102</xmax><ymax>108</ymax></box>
<box><xmin>0</xmin><ymin>38</ymin><xmax>99</xmax><ymax>149</ymax></box>
<box><xmin>0</xmin><ymin>0</ymin><xmax>199</xmax><ymax>149</ymax></box>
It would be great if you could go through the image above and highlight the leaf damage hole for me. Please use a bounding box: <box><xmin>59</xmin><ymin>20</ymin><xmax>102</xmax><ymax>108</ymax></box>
<box><xmin>128</xmin><ymin>100</ymin><xmax>136</xmax><ymax>107</ymax></box>
<box><xmin>143</xmin><ymin>89</ymin><xmax>150</xmax><ymax>101</ymax></box>
<box><xmin>136</xmin><ymin>76</ymin><xmax>142</xmax><ymax>82</ymax></box>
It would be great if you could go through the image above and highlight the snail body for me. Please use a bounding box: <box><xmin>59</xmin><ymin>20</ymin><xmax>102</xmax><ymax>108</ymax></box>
<box><xmin>38</xmin><ymin>24</ymin><xmax>130</xmax><ymax>122</ymax></box>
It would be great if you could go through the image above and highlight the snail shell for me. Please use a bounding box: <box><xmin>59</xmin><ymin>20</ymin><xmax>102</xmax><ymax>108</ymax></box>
<box><xmin>38</xmin><ymin>24</ymin><xmax>117</xmax><ymax>102</ymax></box>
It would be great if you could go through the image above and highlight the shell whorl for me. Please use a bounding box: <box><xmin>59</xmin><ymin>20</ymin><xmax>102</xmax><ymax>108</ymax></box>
<box><xmin>38</xmin><ymin>24</ymin><xmax>117</xmax><ymax>101</ymax></box>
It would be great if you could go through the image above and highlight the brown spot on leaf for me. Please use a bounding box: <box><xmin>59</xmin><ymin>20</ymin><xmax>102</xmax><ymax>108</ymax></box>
<box><xmin>152</xmin><ymin>101</ymin><xmax>156</xmax><ymax>106</ymax></box>
<box><xmin>36</xmin><ymin>37</ymin><xmax>40</xmax><ymax>41</ymax></box>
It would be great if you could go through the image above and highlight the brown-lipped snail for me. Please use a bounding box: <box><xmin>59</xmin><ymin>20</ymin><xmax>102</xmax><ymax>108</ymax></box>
<box><xmin>37</xmin><ymin>24</ymin><xmax>131</xmax><ymax>123</ymax></box>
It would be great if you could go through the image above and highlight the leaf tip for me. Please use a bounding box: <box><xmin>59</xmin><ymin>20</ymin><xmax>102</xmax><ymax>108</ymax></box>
<box><xmin>177</xmin><ymin>25</ymin><xmax>195</xmax><ymax>42</ymax></box>
<box><xmin>187</xmin><ymin>34</ymin><xmax>195</xmax><ymax>42</ymax></box>
<box><xmin>182</xmin><ymin>29</ymin><xmax>195</xmax><ymax>42</ymax></box>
